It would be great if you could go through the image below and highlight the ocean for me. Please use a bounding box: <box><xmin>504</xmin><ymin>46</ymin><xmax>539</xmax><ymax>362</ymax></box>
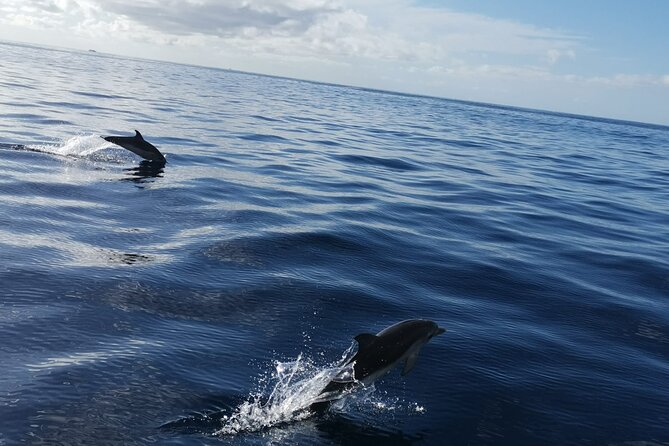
<box><xmin>1</xmin><ymin>41</ymin><xmax>668</xmax><ymax>445</ymax></box>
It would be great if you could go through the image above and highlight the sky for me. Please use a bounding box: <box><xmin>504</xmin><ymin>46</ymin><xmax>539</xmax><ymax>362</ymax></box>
<box><xmin>0</xmin><ymin>0</ymin><xmax>667</xmax><ymax>125</ymax></box>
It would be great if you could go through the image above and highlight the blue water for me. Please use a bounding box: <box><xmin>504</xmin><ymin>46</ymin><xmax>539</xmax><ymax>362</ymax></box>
<box><xmin>1</xmin><ymin>41</ymin><xmax>668</xmax><ymax>445</ymax></box>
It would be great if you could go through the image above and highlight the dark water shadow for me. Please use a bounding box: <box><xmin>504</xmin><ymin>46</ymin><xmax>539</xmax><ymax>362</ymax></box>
<box><xmin>121</xmin><ymin>160</ymin><xmax>165</xmax><ymax>184</ymax></box>
<box><xmin>160</xmin><ymin>410</ymin><xmax>228</xmax><ymax>436</ymax></box>
<box><xmin>314</xmin><ymin>413</ymin><xmax>425</xmax><ymax>446</ymax></box>
<box><xmin>159</xmin><ymin>393</ymin><xmax>240</xmax><ymax>436</ymax></box>
<box><xmin>106</xmin><ymin>251</ymin><xmax>154</xmax><ymax>265</ymax></box>
<box><xmin>160</xmin><ymin>403</ymin><xmax>424</xmax><ymax>445</ymax></box>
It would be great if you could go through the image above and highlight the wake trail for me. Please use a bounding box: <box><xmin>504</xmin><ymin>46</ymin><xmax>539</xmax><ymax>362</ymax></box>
<box><xmin>1</xmin><ymin>134</ymin><xmax>138</xmax><ymax>163</ymax></box>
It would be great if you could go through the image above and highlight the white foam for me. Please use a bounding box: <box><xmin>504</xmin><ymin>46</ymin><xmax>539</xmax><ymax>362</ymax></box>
<box><xmin>212</xmin><ymin>343</ymin><xmax>431</xmax><ymax>436</ymax></box>
<box><xmin>214</xmin><ymin>348</ymin><xmax>357</xmax><ymax>436</ymax></box>
<box><xmin>26</xmin><ymin>134</ymin><xmax>135</xmax><ymax>163</ymax></box>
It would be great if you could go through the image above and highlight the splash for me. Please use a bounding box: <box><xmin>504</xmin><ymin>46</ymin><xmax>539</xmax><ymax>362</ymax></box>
<box><xmin>214</xmin><ymin>347</ymin><xmax>359</xmax><ymax>436</ymax></box>
<box><xmin>27</xmin><ymin>134</ymin><xmax>135</xmax><ymax>163</ymax></box>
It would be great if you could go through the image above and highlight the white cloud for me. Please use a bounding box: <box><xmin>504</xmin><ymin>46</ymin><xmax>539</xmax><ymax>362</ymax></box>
<box><xmin>96</xmin><ymin>0</ymin><xmax>339</xmax><ymax>36</ymax></box>
<box><xmin>546</xmin><ymin>48</ymin><xmax>575</xmax><ymax>65</ymax></box>
<box><xmin>0</xmin><ymin>0</ymin><xmax>582</xmax><ymax>64</ymax></box>
<box><xmin>585</xmin><ymin>73</ymin><xmax>669</xmax><ymax>87</ymax></box>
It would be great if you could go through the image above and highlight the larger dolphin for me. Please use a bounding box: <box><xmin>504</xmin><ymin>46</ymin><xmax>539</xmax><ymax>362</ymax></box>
<box><xmin>310</xmin><ymin>319</ymin><xmax>445</xmax><ymax>411</ymax></box>
<box><xmin>102</xmin><ymin>130</ymin><xmax>166</xmax><ymax>163</ymax></box>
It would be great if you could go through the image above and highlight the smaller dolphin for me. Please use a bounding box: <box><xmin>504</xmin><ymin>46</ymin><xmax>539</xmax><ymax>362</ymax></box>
<box><xmin>310</xmin><ymin>319</ymin><xmax>445</xmax><ymax>411</ymax></box>
<box><xmin>102</xmin><ymin>130</ymin><xmax>166</xmax><ymax>163</ymax></box>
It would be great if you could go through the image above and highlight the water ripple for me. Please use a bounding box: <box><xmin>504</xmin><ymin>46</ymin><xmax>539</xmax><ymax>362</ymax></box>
<box><xmin>0</xmin><ymin>41</ymin><xmax>668</xmax><ymax>446</ymax></box>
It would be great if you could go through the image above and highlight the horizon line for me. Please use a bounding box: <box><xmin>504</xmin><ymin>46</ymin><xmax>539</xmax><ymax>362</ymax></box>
<box><xmin>2</xmin><ymin>38</ymin><xmax>667</xmax><ymax>131</ymax></box>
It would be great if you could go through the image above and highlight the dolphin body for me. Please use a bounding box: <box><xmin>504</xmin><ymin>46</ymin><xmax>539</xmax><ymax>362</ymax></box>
<box><xmin>309</xmin><ymin>319</ymin><xmax>445</xmax><ymax>412</ymax></box>
<box><xmin>102</xmin><ymin>130</ymin><xmax>166</xmax><ymax>163</ymax></box>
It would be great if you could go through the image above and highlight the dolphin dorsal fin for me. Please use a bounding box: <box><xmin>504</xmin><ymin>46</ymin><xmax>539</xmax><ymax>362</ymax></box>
<box><xmin>134</xmin><ymin>130</ymin><xmax>144</xmax><ymax>140</ymax></box>
<box><xmin>354</xmin><ymin>333</ymin><xmax>377</xmax><ymax>350</ymax></box>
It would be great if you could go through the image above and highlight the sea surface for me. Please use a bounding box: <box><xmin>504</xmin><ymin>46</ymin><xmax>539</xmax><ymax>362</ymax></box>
<box><xmin>1</xmin><ymin>41</ymin><xmax>668</xmax><ymax>445</ymax></box>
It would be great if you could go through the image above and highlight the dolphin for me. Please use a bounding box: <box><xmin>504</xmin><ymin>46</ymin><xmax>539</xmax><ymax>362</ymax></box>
<box><xmin>310</xmin><ymin>319</ymin><xmax>445</xmax><ymax>411</ymax></box>
<box><xmin>102</xmin><ymin>130</ymin><xmax>166</xmax><ymax>163</ymax></box>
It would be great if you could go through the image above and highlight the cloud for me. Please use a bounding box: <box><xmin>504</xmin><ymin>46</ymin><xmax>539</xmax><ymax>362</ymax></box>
<box><xmin>98</xmin><ymin>0</ymin><xmax>339</xmax><ymax>36</ymax></box>
<box><xmin>585</xmin><ymin>73</ymin><xmax>669</xmax><ymax>87</ymax></box>
<box><xmin>546</xmin><ymin>48</ymin><xmax>575</xmax><ymax>65</ymax></box>
<box><xmin>0</xmin><ymin>0</ymin><xmax>68</xmax><ymax>28</ymax></box>
<box><xmin>0</xmin><ymin>0</ymin><xmax>582</xmax><ymax>64</ymax></box>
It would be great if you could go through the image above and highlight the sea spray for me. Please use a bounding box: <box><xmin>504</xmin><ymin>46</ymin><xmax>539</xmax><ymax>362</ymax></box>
<box><xmin>28</xmin><ymin>134</ymin><xmax>135</xmax><ymax>162</ymax></box>
<box><xmin>215</xmin><ymin>346</ymin><xmax>358</xmax><ymax>436</ymax></box>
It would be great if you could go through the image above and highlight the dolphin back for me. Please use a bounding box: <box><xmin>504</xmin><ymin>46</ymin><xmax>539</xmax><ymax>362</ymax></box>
<box><xmin>309</xmin><ymin>319</ymin><xmax>445</xmax><ymax>413</ymax></box>
<box><xmin>101</xmin><ymin>130</ymin><xmax>166</xmax><ymax>163</ymax></box>
<box><xmin>102</xmin><ymin>135</ymin><xmax>121</xmax><ymax>144</ymax></box>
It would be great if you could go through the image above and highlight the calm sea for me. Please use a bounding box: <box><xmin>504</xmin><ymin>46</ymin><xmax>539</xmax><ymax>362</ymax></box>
<box><xmin>1</xmin><ymin>41</ymin><xmax>668</xmax><ymax>445</ymax></box>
